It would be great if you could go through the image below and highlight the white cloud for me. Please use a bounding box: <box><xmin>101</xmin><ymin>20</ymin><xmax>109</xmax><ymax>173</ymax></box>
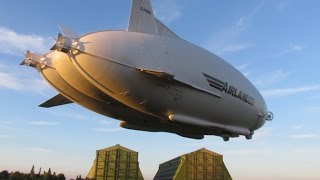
<box><xmin>215</xmin><ymin>43</ymin><xmax>254</xmax><ymax>55</ymax></box>
<box><xmin>261</xmin><ymin>85</ymin><xmax>320</xmax><ymax>98</ymax></box>
<box><xmin>292</xmin><ymin>125</ymin><xmax>304</xmax><ymax>130</ymax></box>
<box><xmin>0</xmin><ymin>135</ymin><xmax>9</xmax><ymax>138</ymax></box>
<box><xmin>0</xmin><ymin>70</ymin><xmax>49</xmax><ymax>94</ymax></box>
<box><xmin>277</xmin><ymin>43</ymin><xmax>305</xmax><ymax>56</ymax></box>
<box><xmin>93</xmin><ymin>127</ymin><xmax>123</xmax><ymax>132</ymax></box>
<box><xmin>27</xmin><ymin>121</ymin><xmax>59</xmax><ymax>126</ymax></box>
<box><xmin>289</xmin><ymin>134</ymin><xmax>316</xmax><ymax>139</ymax></box>
<box><xmin>236</xmin><ymin>64</ymin><xmax>252</xmax><ymax>77</ymax></box>
<box><xmin>0</xmin><ymin>27</ymin><xmax>53</xmax><ymax>56</ymax></box>
<box><xmin>153</xmin><ymin>0</ymin><xmax>182</xmax><ymax>23</ymax></box>
<box><xmin>253</xmin><ymin>69</ymin><xmax>291</xmax><ymax>86</ymax></box>
<box><xmin>236</xmin><ymin>64</ymin><xmax>248</xmax><ymax>71</ymax></box>
<box><xmin>27</xmin><ymin>147</ymin><xmax>52</xmax><ymax>153</ymax></box>
<box><xmin>254</xmin><ymin>128</ymin><xmax>273</xmax><ymax>138</ymax></box>
<box><xmin>203</xmin><ymin>4</ymin><xmax>262</xmax><ymax>55</ymax></box>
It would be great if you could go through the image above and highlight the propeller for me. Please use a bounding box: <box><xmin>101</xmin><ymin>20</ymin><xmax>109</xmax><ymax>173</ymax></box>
<box><xmin>20</xmin><ymin>50</ymin><xmax>52</xmax><ymax>68</ymax></box>
<box><xmin>50</xmin><ymin>25</ymin><xmax>83</xmax><ymax>62</ymax></box>
<box><xmin>50</xmin><ymin>33</ymin><xmax>73</xmax><ymax>53</ymax></box>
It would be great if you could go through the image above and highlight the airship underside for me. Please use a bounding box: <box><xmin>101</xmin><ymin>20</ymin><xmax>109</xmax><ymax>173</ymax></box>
<box><xmin>21</xmin><ymin>0</ymin><xmax>272</xmax><ymax>141</ymax></box>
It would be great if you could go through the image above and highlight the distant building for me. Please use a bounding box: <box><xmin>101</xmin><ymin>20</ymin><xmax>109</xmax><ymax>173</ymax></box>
<box><xmin>153</xmin><ymin>148</ymin><xmax>232</xmax><ymax>180</ymax></box>
<box><xmin>86</xmin><ymin>144</ymin><xmax>144</xmax><ymax>180</ymax></box>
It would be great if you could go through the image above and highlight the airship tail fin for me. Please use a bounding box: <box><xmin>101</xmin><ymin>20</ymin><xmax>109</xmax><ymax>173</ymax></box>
<box><xmin>39</xmin><ymin>94</ymin><xmax>73</xmax><ymax>108</ymax></box>
<box><xmin>128</xmin><ymin>0</ymin><xmax>159</xmax><ymax>34</ymax></box>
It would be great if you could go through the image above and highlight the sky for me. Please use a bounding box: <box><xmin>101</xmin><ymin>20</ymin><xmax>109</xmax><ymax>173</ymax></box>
<box><xmin>0</xmin><ymin>0</ymin><xmax>320</xmax><ymax>179</ymax></box>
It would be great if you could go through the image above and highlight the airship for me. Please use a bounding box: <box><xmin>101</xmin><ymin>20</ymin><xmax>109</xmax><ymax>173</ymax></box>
<box><xmin>21</xmin><ymin>0</ymin><xmax>273</xmax><ymax>141</ymax></box>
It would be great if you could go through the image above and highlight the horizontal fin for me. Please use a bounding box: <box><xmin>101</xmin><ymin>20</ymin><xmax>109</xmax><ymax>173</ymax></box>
<box><xmin>155</xmin><ymin>18</ymin><xmax>179</xmax><ymax>38</ymax></box>
<box><xmin>39</xmin><ymin>94</ymin><xmax>73</xmax><ymax>108</ymax></box>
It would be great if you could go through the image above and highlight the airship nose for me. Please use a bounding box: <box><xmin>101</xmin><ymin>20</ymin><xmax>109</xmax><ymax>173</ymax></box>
<box><xmin>253</xmin><ymin>98</ymin><xmax>272</xmax><ymax>130</ymax></box>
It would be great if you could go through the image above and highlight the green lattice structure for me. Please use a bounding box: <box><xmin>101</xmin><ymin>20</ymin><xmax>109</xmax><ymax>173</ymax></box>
<box><xmin>86</xmin><ymin>144</ymin><xmax>144</xmax><ymax>180</ymax></box>
<box><xmin>153</xmin><ymin>148</ymin><xmax>232</xmax><ymax>180</ymax></box>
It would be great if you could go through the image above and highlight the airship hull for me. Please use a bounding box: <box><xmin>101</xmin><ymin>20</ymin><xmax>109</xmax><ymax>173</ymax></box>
<box><xmin>66</xmin><ymin>31</ymin><xmax>266</xmax><ymax>133</ymax></box>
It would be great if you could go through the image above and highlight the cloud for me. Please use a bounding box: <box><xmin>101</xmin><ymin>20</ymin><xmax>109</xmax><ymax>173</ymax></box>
<box><xmin>153</xmin><ymin>0</ymin><xmax>182</xmax><ymax>23</ymax></box>
<box><xmin>277</xmin><ymin>43</ymin><xmax>305</xmax><ymax>56</ymax></box>
<box><xmin>97</xmin><ymin>120</ymin><xmax>113</xmax><ymax>126</ymax></box>
<box><xmin>27</xmin><ymin>147</ymin><xmax>52</xmax><ymax>153</ymax></box>
<box><xmin>0</xmin><ymin>69</ymin><xmax>49</xmax><ymax>94</ymax></box>
<box><xmin>93</xmin><ymin>127</ymin><xmax>123</xmax><ymax>132</ymax></box>
<box><xmin>27</xmin><ymin>121</ymin><xmax>60</xmax><ymax>126</ymax></box>
<box><xmin>289</xmin><ymin>134</ymin><xmax>317</xmax><ymax>139</ymax></box>
<box><xmin>215</xmin><ymin>43</ymin><xmax>254</xmax><ymax>55</ymax></box>
<box><xmin>0</xmin><ymin>27</ymin><xmax>53</xmax><ymax>56</ymax></box>
<box><xmin>203</xmin><ymin>4</ymin><xmax>262</xmax><ymax>55</ymax></box>
<box><xmin>254</xmin><ymin>128</ymin><xmax>273</xmax><ymax>138</ymax></box>
<box><xmin>253</xmin><ymin>69</ymin><xmax>291</xmax><ymax>86</ymax></box>
<box><xmin>236</xmin><ymin>64</ymin><xmax>252</xmax><ymax>77</ymax></box>
<box><xmin>46</xmin><ymin>108</ymin><xmax>89</xmax><ymax>121</ymax></box>
<box><xmin>225</xmin><ymin>149</ymin><xmax>269</xmax><ymax>156</ymax></box>
<box><xmin>292</xmin><ymin>125</ymin><xmax>304</xmax><ymax>130</ymax></box>
<box><xmin>261</xmin><ymin>85</ymin><xmax>320</xmax><ymax>98</ymax></box>
<box><xmin>0</xmin><ymin>135</ymin><xmax>9</xmax><ymax>138</ymax></box>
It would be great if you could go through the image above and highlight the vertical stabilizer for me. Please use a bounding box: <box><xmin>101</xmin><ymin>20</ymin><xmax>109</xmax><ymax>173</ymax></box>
<box><xmin>128</xmin><ymin>0</ymin><xmax>158</xmax><ymax>34</ymax></box>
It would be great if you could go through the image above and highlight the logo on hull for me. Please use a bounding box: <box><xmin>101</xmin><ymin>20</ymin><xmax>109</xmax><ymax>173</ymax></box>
<box><xmin>203</xmin><ymin>73</ymin><xmax>255</xmax><ymax>106</ymax></box>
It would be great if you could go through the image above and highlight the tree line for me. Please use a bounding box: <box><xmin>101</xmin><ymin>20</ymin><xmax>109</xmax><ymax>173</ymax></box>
<box><xmin>0</xmin><ymin>165</ymin><xmax>84</xmax><ymax>180</ymax></box>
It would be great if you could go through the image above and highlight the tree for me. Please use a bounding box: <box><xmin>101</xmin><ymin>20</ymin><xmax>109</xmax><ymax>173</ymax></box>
<box><xmin>0</xmin><ymin>170</ymin><xmax>9</xmax><ymax>179</ymax></box>
<box><xmin>9</xmin><ymin>171</ymin><xmax>21</xmax><ymax>180</ymax></box>
<box><xmin>56</xmin><ymin>173</ymin><xmax>66</xmax><ymax>180</ymax></box>
<box><xmin>30</xmin><ymin>165</ymin><xmax>35</xmax><ymax>179</ymax></box>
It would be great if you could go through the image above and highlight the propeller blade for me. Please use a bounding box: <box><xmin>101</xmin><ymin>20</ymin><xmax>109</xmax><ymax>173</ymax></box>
<box><xmin>58</xmin><ymin>24</ymin><xmax>78</xmax><ymax>39</ymax></box>
<box><xmin>50</xmin><ymin>44</ymin><xmax>58</xmax><ymax>51</ymax></box>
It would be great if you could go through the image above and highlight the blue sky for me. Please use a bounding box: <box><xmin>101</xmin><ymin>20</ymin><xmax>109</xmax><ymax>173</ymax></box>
<box><xmin>0</xmin><ymin>0</ymin><xmax>320</xmax><ymax>179</ymax></box>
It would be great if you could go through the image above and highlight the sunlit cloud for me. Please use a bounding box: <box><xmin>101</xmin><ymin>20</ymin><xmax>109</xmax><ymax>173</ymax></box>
<box><xmin>261</xmin><ymin>85</ymin><xmax>320</xmax><ymax>98</ymax></box>
<box><xmin>289</xmin><ymin>133</ymin><xmax>317</xmax><ymax>139</ymax></box>
<box><xmin>153</xmin><ymin>0</ymin><xmax>182</xmax><ymax>24</ymax></box>
<box><xmin>27</xmin><ymin>121</ymin><xmax>60</xmax><ymax>126</ymax></box>
<box><xmin>0</xmin><ymin>26</ymin><xmax>53</xmax><ymax>56</ymax></box>
<box><xmin>26</xmin><ymin>147</ymin><xmax>52</xmax><ymax>153</ymax></box>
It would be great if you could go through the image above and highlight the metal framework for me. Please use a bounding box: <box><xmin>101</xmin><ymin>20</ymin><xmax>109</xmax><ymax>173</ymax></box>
<box><xmin>87</xmin><ymin>144</ymin><xmax>144</xmax><ymax>180</ymax></box>
<box><xmin>154</xmin><ymin>148</ymin><xmax>232</xmax><ymax>180</ymax></box>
